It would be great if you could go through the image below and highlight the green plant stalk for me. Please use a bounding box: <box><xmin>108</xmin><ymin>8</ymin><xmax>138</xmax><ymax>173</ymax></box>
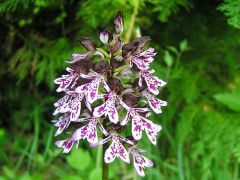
<box><xmin>125</xmin><ymin>0</ymin><xmax>139</xmax><ymax>43</ymax></box>
<box><xmin>102</xmin><ymin>117</ymin><xmax>109</xmax><ymax>180</ymax></box>
<box><xmin>102</xmin><ymin>142</ymin><xmax>109</xmax><ymax>180</ymax></box>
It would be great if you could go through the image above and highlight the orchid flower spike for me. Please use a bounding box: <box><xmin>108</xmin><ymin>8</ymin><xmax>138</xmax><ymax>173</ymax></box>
<box><xmin>52</xmin><ymin>11</ymin><xmax>167</xmax><ymax>177</ymax></box>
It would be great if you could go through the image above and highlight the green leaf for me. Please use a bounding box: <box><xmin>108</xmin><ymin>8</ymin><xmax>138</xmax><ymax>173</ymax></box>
<box><xmin>113</xmin><ymin>64</ymin><xmax>129</xmax><ymax>77</ymax></box>
<box><xmin>167</xmin><ymin>46</ymin><xmax>178</xmax><ymax>55</ymax></box>
<box><xmin>218</xmin><ymin>0</ymin><xmax>240</xmax><ymax>29</ymax></box>
<box><xmin>3</xmin><ymin>167</ymin><xmax>15</xmax><ymax>179</ymax></box>
<box><xmin>66</xmin><ymin>149</ymin><xmax>91</xmax><ymax>171</ymax></box>
<box><xmin>214</xmin><ymin>92</ymin><xmax>240</xmax><ymax>112</ymax></box>
<box><xmin>60</xmin><ymin>175</ymin><xmax>82</xmax><ymax>180</ymax></box>
<box><xmin>180</xmin><ymin>39</ymin><xmax>188</xmax><ymax>52</ymax></box>
<box><xmin>18</xmin><ymin>173</ymin><xmax>32</xmax><ymax>180</ymax></box>
<box><xmin>163</xmin><ymin>51</ymin><xmax>173</xmax><ymax>67</ymax></box>
<box><xmin>89</xmin><ymin>168</ymin><xmax>101</xmax><ymax>180</ymax></box>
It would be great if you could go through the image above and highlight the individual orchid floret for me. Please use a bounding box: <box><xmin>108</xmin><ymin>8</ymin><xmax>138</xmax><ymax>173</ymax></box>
<box><xmin>55</xmin><ymin>138</ymin><xmax>78</xmax><ymax>154</ymax></box>
<box><xmin>114</xmin><ymin>11</ymin><xmax>124</xmax><ymax>34</ymax></box>
<box><xmin>129</xmin><ymin>147</ymin><xmax>153</xmax><ymax>177</ymax></box>
<box><xmin>133</xmin><ymin>36</ymin><xmax>151</xmax><ymax>50</ymax></box>
<box><xmin>66</xmin><ymin>38</ymin><xmax>95</xmax><ymax>64</ymax></box>
<box><xmin>66</xmin><ymin>52</ymin><xmax>91</xmax><ymax>64</ymax></box>
<box><xmin>75</xmin><ymin>72</ymin><xmax>110</xmax><ymax>104</ymax></box>
<box><xmin>139</xmin><ymin>69</ymin><xmax>167</xmax><ymax>95</ymax></box>
<box><xmin>121</xmin><ymin>107</ymin><xmax>162</xmax><ymax>145</ymax></box>
<box><xmin>99</xmin><ymin>133</ymin><xmax>134</xmax><ymax>164</ymax></box>
<box><xmin>99</xmin><ymin>29</ymin><xmax>113</xmax><ymax>44</ymax></box>
<box><xmin>93</xmin><ymin>92</ymin><xmax>125</xmax><ymax>124</ymax></box>
<box><xmin>54</xmin><ymin>67</ymin><xmax>79</xmax><ymax>92</ymax></box>
<box><xmin>79</xmin><ymin>38</ymin><xmax>96</xmax><ymax>52</ymax></box>
<box><xmin>51</xmin><ymin>113</ymin><xmax>70</xmax><ymax>136</ymax></box>
<box><xmin>53</xmin><ymin>91</ymin><xmax>85</xmax><ymax>121</ymax></box>
<box><xmin>71</xmin><ymin>117</ymin><xmax>108</xmax><ymax>145</ymax></box>
<box><xmin>125</xmin><ymin>46</ymin><xmax>157</xmax><ymax>70</ymax></box>
<box><xmin>142</xmin><ymin>90</ymin><xmax>167</xmax><ymax>114</ymax></box>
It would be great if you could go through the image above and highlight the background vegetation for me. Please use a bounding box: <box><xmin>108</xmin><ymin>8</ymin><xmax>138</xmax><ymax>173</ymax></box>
<box><xmin>1</xmin><ymin>0</ymin><xmax>240</xmax><ymax>179</ymax></box>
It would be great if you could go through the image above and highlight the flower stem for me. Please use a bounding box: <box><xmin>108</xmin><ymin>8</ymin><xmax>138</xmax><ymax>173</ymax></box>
<box><xmin>125</xmin><ymin>0</ymin><xmax>139</xmax><ymax>43</ymax></box>
<box><xmin>102</xmin><ymin>142</ymin><xmax>109</xmax><ymax>180</ymax></box>
<box><xmin>102</xmin><ymin>118</ymin><xmax>109</xmax><ymax>180</ymax></box>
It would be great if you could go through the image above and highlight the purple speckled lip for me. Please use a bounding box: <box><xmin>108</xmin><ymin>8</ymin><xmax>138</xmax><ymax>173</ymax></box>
<box><xmin>52</xmin><ymin>11</ymin><xmax>167</xmax><ymax>177</ymax></box>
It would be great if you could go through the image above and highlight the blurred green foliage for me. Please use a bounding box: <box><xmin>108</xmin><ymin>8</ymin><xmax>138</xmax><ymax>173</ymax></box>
<box><xmin>0</xmin><ymin>0</ymin><xmax>240</xmax><ymax>179</ymax></box>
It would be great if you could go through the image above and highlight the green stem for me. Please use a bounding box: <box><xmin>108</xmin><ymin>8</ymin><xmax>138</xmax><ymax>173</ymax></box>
<box><xmin>102</xmin><ymin>142</ymin><xmax>109</xmax><ymax>180</ymax></box>
<box><xmin>125</xmin><ymin>0</ymin><xmax>139</xmax><ymax>43</ymax></box>
<box><xmin>102</xmin><ymin>118</ymin><xmax>109</xmax><ymax>180</ymax></box>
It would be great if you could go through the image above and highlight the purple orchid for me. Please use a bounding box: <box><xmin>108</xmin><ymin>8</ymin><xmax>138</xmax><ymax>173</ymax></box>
<box><xmin>51</xmin><ymin>113</ymin><xmax>70</xmax><ymax>136</ymax></box>
<box><xmin>54</xmin><ymin>68</ymin><xmax>79</xmax><ymax>92</ymax></box>
<box><xmin>52</xmin><ymin>11</ymin><xmax>167</xmax><ymax>177</ymax></box>
<box><xmin>66</xmin><ymin>52</ymin><xmax>91</xmax><ymax>64</ymax></box>
<box><xmin>130</xmin><ymin>48</ymin><xmax>157</xmax><ymax>70</ymax></box>
<box><xmin>129</xmin><ymin>148</ymin><xmax>153</xmax><ymax>177</ymax></box>
<box><xmin>53</xmin><ymin>91</ymin><xmax>84</xmax><ymax>122</ymax></box>
<box><xmin>143</xmin><ymin>90</ymin><xmax>167</xmax><ymax>114</ymax></box>
<box><xmin>71</xmin><ymin>117</ymin><xmax>108</xmax><ymax>145</ymax></box>
<box><xmin>139</xmin><ymin>69</ymin><xmax>167</xmax><ymax>95</ymax></box>
<box><xmin>99</xmin><ymin>133</ymin><xmax>134</xmax><ymax>164</ymax></box>
<box><xmin>93</xmin><ymin>92</ymin><xmax>126</xmax><ymax>124</ymax></box>
<box><xmin>55</xmin><ymin>138</ymin><xmax>78</xmax><ymax>154</ymax></box>
<box><xmin>75</xmin><ymin>72</ymin><xmax>110</xmax><ymax>104</ymax></box>
<box><xmin>121</xmin><ymin>107</ymin><xmax>162</xmax><ymax>145</ymax></box>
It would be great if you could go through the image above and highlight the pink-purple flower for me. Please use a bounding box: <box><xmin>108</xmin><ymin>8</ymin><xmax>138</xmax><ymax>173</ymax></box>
<box><xmin>130</xmin><ymin>148</ymin><xmax>153</xmax><ymax>177</ymax></box>
<box><xmin>54</xmin><ymin>68</ymin><xmax>79</xmax><ymax>92</ymax></box>
<box><xmin>143</xmin><ymin>90</ymin><xmax>167</xmax><ymax>114</ymax></box>
<box><xmin>72</xmin><ymin>117</ymin><xmax>108</xmax><ymax>145</ymax></box>
<box><xmin>99</xmin><ymin>133</ymin><xmax>134</xmax><ymax>164</ymax></box>
<box><xmin>139</xmin><ymin>69</ymin><xmax>167</xmax><ymax>95</ymax></box>
<box><xmin>121</xmin><ymin>107</ymin><xmax>162</xmax><ymax>145</ymax></box>
<box><xmin>130</xmin><ymin>48</ymin><xmax>157</xmax><ymax>70</ymax></box>
<box><xmin>93</xmin><ymin>92</ymin><xmax>126</xmax><ymax>124</ymax></box>
<box><xmin>75</xmin><ymin>72</ymin><xmax>110</xmax><ymax>104</ymax></box>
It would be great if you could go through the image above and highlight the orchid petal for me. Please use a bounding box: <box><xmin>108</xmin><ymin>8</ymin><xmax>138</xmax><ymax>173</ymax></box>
<box><xmin>97</xmin><ymin>121</ymin><xmax>109</xmax><ymax>136</ymax></box>
<box><xmin>117</xmin><ymin>141</ymin><xmax>130</xmax><ymax>164</ymax></box>
<box><xmin>107</xmin><ymin>105</ymin><xmax>118</xmax><ymax>124</ymax></box>
<box><xmin>69</xmin><ymin>99</ymin><xmax>81</xmax><ymax>121</ymax></box>
<box><xmin>98</xmin><ymin>135</ymin><xmax>112</xmax><ymax>145</ymax></box>
<box><xmin>54</xmin><ymin>94</ymin><xmax>70</xmax><ymax>107</ymax></box>
<box><xmin>72</xmin><ymin>125</ymin><xmax>89</xmax><ymax>141</ymax></box>
<box><xmin>88</xmin><ymin>78</ymin><xmax>100</xmax><ymax>103</ymax></box>
<box><xmin>87</xmin><ymin>126</ymin><xmax>98</xmax><ymax>145</ymax></box>
<box><xmin>93</xmin><ymin>102</ymin><xmax>106</xmax><ymax>117</ymax></box>
<box><xmin>104</xmin><ymin>141</ymin><xmax>117</xmax><ymax>163</ymax></box>
<box><xmin>120</xmin><ymin>110</ymin><xmax>131</xmax><ymax>126</ymax></box>
<box><xmin>132</xmin><ymin>115</ymin><xmax>143</xmax><ymax>140</ymax></box>
<box><xmin>55</xmin><ymin>139</ymin><xmax>74</xmax><ymax>154</ymax></box>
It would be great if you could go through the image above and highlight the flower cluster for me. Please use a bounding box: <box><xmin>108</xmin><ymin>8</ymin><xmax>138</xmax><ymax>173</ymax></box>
<box><xmin>52</xmin><ymin>11</ymin><xmax>167</xmax><ymax>177</ymax></box>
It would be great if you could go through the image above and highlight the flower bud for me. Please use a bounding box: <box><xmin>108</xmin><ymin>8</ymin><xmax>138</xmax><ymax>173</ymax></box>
<box><xmin>70</xmin><ymin>58</ymin><xmax>92</xmax><ymax>74</ymax></box>
<box><xmin>122</xmin><ymin>44</ymin><xmax>137</xmax><ymax>59</ymax></box>
<box><xmin>94</xmin><ymin>60</ymin><xmax>111</xmax><ymax>75</ymax></box>
<box><xmin>99</xmin><ymin>29</ymin><xmax>112</xmax><ymax>44</ymax></box>
<box><xmin>107</xmin><ymin>78</ymin><xmax>123</xmax><ymax>94</ymax></box>
<box><xmin>133</xmin><ymin>36</ymin><xmax>151</xmax><ymax>50</ymax></box>
<box><xmin>78</xmin><ymin>38</ymin><xmax>96</xmax><ymax>51</ymax></box>
<box><xmin>114</xmin><ymin>11</ymin><xmax>124</xmax><ymax>34</ymax></box>
<box><xmin>123</xmin><ymin>94</ymin><xmax>140</xmax><ymax>107</ymax></box>
<box><xmin>109</xmin><ymin>37</ymin><xmax>122</xmax><ymax>55</ymax></box>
